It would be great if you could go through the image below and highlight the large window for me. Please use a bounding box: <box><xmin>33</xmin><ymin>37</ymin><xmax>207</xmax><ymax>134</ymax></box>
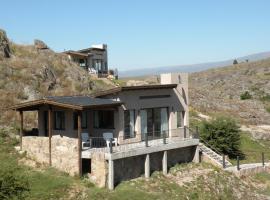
<box><xmin>140</xmin><ymin>107</ymin><xmax>168</xmax><ymax>139</ymax></box>
<box><xmin>124</xmin><ymin>110</ymin><xmax>135</xmax><ymax>139</ymax></box>
<box><xmin>54</xmin><ymin>111</ymin><xmax>65</xmax><ymax>130</ymax></box>
<box><xmin>73</xmin><ymin>111</ymin><xmax>88</xmax><ymax>129</ymax></box>
<box><xmin>93</xmin><ymin>110</ymin><xmax>114</xmax><ymax>129</ymax></box>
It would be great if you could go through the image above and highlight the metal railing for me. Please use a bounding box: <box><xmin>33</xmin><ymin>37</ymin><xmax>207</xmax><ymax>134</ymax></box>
<box><xmin>82</xmin><ymin>127</ymin><xmax>198</xmax><ymax>154</ymax></box>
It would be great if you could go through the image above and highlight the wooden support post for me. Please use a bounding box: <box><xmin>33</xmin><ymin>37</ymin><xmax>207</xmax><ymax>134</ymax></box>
<box><xmin>19</xmin><ymin>111</ymin><xmax>23</xmax><ymax>151</ymax></box>
<box><xmin>77</xmin><ymin>111</ymin><xmax>82</xmax><ymax>176</ymax></box>
<box><xmin>48</xmin><ymin>108</ymin><xmax>52</xmax><ymax>166</ymax></box>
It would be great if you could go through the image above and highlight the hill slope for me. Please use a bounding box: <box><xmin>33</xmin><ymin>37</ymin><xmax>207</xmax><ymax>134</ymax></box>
<box><xmin>119</xmin><ymin>51</ymin><xmax>270</xmax><ymax>77</ymax></box>
<box><xmin>0</xmin><ymin>29</ymin><xmax>115</xmax><ymax>125</ymax></box>
<box><xmin>189</xmin><ymin>58</ymin><xmax>270</xmax><ymax>125</ymax></box>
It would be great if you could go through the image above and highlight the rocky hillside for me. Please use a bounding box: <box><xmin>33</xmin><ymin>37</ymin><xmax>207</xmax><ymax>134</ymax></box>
<box><xmin>189</xmin><ymin>59</ymin><xmax>270</xmax><ymax>125</ymax></box>
<box><xmin>0</xmin><ymin>29</ymin><xmax>115</xmax><ymax>125</ymax></box>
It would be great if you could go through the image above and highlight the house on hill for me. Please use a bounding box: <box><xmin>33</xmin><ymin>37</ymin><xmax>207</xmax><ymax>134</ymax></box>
<box><xmin>64</xmin><ymin>44</ymin><xmax>110</xmax><ymax>77</ymax></box>
<box><xmin>11</xmin><ymin>73</ymin><xmax>199</xmax><ymax>190</ymax></box>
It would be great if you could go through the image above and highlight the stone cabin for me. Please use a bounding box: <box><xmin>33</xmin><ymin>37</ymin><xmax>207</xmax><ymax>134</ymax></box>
<box><xmin>11</xmin><ymin>73</ymin><xmax>199</xmax><ymax>190</ymax></box>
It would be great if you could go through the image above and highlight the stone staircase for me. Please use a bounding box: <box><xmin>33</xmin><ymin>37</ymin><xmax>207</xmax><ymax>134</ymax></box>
<box><xmin>199</xmin><ymin>143</ymin><xmax>232</xmax><ymax>168</ymax></box>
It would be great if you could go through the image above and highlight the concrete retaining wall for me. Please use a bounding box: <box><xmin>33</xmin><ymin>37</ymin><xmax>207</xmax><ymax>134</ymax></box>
<box><xmin>113</xmin><ymin>146</ymin><xmax>196</xmax><ymax>186</ymax></box>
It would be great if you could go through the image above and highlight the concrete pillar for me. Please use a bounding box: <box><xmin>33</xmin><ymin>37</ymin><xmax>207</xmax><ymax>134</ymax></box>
<box><xmin>108</xmin><ymin>159</ymin><xmax>114</xmax><ymax>190</ymax></box>
<box><xmin>162</xmin><ymin>151</ymin><xmax>168</xmax><ymax>175</ymax></box>
<box><xmin>193</xmin><ymin>145</ymin><xmax>200</xmax><ymax>163</ymax></box>
<box><xmin>145</xmin><ymin>154</ymin><xmax>150</xmax><ymax>178</ymax></box>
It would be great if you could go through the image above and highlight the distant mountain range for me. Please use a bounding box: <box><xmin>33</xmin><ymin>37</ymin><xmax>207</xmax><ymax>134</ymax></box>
<box><xmin>119</xmin><ymin>51</ymin><xmax>270</xmax><ymax>77</ymax></box>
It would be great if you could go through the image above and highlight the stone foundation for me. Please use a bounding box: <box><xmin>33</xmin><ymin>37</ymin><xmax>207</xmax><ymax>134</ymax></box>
<box><xmin>89</xmin><ymin>153</ymin><xmax>108</xmax><ymax>187</ymax></box>
<box><xmin>22</xmin><ymin>136</ymin><xmax>49</xmax><ymax>164</ymax></box>
<box><xmin>22</xmin><ymin>136</ymin><xmax>78</xmax><ymax>175</ymax></box>
<box><xmin>51</xmin><ymin>135</ymin><xmax>78</xmax><ymax>175</ymax></box>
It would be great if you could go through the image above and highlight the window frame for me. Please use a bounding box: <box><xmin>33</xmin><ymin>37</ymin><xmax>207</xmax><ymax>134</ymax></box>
<box><xmin>54</xmin><ymin>111</ymin><xmax>65</xmax><ymax>130</ymax></box>
<box><xmin>93</xmin><ymin>110</ymin><xmax>115</xmax><ymax>129</ymax></box>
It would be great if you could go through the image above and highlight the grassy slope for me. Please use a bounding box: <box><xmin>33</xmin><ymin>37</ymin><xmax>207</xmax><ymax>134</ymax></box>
<box><xmin>232</xmin><ymin>132</ymin><xmax>270</xmax><ymax>164</ymax></box>
<box><xmin>1</xmin><ymin>128</ymin><xmax>270</xmax><ymax>200</ymax></box>
<box><xmin>189</xmin><ymin>59</ymin><xmax>270</xmax><ymax>125</ymax></box>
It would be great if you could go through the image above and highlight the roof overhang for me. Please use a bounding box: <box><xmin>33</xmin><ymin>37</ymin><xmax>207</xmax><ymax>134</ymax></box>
<box><xmin>10</xmin><ymin>98</ymin><xmax>123</xmax><ymax>111</ymax></box>
<box><xmin>92</xmin><ymin>84</ymin><xmax>177</xmax><ymax>97</ymax></box>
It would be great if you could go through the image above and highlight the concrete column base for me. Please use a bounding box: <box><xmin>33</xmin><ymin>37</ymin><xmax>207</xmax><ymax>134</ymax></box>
<box><xmin>145</xmin><ymin>154</ymin><xmax>150</xmax><ymax>178</ymax></box>
<box><xmin>108</xmin><ymin>159</ymin><xmax>114</xmax><ymax>190</ymax></box>
<box><xmin>162</xmin><ymin>151</ymin><xmax>168</xmax><ymax>175</ymax></box>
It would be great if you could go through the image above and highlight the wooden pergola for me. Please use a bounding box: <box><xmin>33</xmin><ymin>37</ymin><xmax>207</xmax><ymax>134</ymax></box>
<box><xmin>11</xmin><ymin>96</ymin><xmax>122</xmax><ymax>175</ymax></box>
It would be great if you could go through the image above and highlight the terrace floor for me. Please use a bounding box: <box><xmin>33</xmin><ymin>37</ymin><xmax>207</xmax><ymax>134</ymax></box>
<box><xmin>82</xmin><ymin>137</ymin><xmax>199</xmax><ymax>160</ymax></box>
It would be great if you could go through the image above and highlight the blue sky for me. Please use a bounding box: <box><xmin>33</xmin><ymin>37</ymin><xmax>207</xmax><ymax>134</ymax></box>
<box><xmin>1</xmin><ymin>0</ymin><xmax>269</xmax><ymax>70</ymax></box>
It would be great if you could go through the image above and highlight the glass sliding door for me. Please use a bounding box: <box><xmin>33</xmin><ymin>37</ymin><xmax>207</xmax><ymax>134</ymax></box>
<box><xmin>154</xmin><ymin>108</ymin><xmax>161</xmax><ymax>138</ymax></box>
<box><xmin>140</xmin><ymin>110</ymin><xmax>147</xmax><ymax>140</ymax></box>
<box><xmin>161</xmin><ymin>108</ymin><xmax>169</xmax><ymax>136</ymax></box>
<box><xmin>140</xmin><ymin>107</ymin><xmax>168</xmax><ymax>140</ymax></box>
<box><xmin>124</xmin><ymin>110</ymin><xmax>135</xmax><ymax>139</ymax></box>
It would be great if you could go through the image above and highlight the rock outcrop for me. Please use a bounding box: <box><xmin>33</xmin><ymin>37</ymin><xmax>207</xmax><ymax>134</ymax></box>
<box><xmin>0</xmin><ymin>29</ymin><xmax>11</xmax><ymax>58</ymax></box>
<box><xmin>34</xmin><ymin>39</ymin><xmax>49</xmax><ymax>50</ymax></box>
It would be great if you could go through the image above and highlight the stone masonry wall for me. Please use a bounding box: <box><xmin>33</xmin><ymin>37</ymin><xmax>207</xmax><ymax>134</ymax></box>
<box><xmin>89</xmin><ymin>153</ymin><xmax>108</xmax><ymax>187</ymax></box>
<box><xmin>22</xmin><ymin>136</ymin><xmax>49</xmax><ymax>164</ymax></box>
<box><xmin>51</xmin><ymin>135</ymin><xmax>78</xmax><ymax>175</ymax></box>
<box><xmin>22</xmin><ymin>136</ymin><xmax>78</xmax><ymax>175</ymax></box>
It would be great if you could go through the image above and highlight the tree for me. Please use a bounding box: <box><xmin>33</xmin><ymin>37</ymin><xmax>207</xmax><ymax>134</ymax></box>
<box><xmin>240</xmin><ymin>91</ymin><xmax>252</xmax><ymax>100</ymax></box>
<box><xmin>233</xmin><ymin>59</ymin><xmax>238</xmax><ymax>65</ymax></box>
<box><xmin>199</xmin><ymin>116</ymin><xmax>243</xmax><ymax>158</ymax></box>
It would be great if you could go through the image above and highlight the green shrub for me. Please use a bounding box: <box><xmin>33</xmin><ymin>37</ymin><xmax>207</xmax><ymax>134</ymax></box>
<box><xmin>260</xmin><ymin>94</ymin><xmax>270</xmax><ymax>102</ymax></box>
<box><xmin>0</xmin><ymin>166</ymin><xmax>30</xmax><ymax>199</ymax></box>
<box><xmin>240</xmin><ymin>91</ymin><xmax>252</xmax><ymax>100</ymax></box>
<box><xmin>199</xmin><ymin>116</ymin><xmax>243</xmax><ymax>158</ymax></box>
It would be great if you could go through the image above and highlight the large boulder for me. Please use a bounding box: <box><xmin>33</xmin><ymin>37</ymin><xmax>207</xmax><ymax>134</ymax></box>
<box><xmin>0</xmin><ymin>29</ymin><xmax>11</xmax><ymax>58</ymax></box>
<box><xmin>34</xmin><ymin>39</ymin><xmax>49</xmax><ymax>50</ymax></box>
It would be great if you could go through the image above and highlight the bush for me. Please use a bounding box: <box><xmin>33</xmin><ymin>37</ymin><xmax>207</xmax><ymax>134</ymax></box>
<box><xmin>0</xmin><ymin>129</ymin><xmax>30</xmax><ymax>199</ymax></box>
<box><xmin>0</xmin><ymin>167</ymin><xmax>30</xmax><ymax>199</ymax></box>
<box><xmin>240</xmin><ymin>91</ymin><xmax>252</xmax><ymax>100</ymax></box>
<box><xmin>199</xmin><ymin>116</ymin><xmax>243</xmax><ymax>158</ymax></box>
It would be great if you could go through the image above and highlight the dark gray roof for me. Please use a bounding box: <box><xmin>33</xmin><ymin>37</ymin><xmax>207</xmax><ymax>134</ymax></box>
<box><xmin>46</xmin><ymin>96</ymin><xmax>122</xmax><ymax>107</ymax></box>
<box><xmin>11</xmin><ymin>96</ymin><xmax>122</xmax><ymax>111</ymax></box>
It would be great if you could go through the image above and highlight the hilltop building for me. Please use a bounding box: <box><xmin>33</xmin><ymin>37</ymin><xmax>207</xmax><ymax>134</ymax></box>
<box><xmin>64</xmin><ymin>44</ymin><xmax>110</xmax><ymax>77</ymax></box>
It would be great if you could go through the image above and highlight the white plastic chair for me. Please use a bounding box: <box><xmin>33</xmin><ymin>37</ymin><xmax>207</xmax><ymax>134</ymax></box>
<box><xmin>81</xmin><ymin>132</ymin><xmax>91</xmax><ymax>149</ymax></box>
<box><xmin>103</xmin><ymin>132</ymin><xmax>118</xmax><ymax>148</ymax></box>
